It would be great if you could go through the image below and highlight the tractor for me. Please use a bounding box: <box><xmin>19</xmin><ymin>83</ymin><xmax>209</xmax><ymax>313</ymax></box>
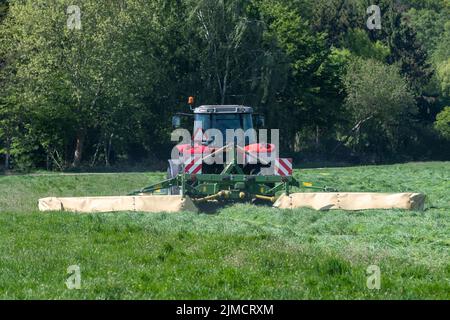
<box><xmin>129</xmin><ymin>98</ymin><xmax>330</xmax><ymax>204</ymax></box>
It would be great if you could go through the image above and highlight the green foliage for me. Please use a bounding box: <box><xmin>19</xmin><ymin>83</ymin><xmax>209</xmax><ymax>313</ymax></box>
<box><xmin>404</xmin><ymin>6</ymin><xmax>450</xmax><ymax>113</ymax></box>
<box><xmin>344</xmin><ymin>58</ymin><xmax>416</xmax><ymax>120</ymax></box>
<box><xmin>436</xmin><ymin>60</ymin><xmax>450</xmax><ymax>97</ymax></box>
<box><xmin>434</xmin><ymin>107</ymin><xmax>450</xmax><ymax>139</ymax></box>
<box><xmin>258</xmin><ymin>0</ymin><xmax>343</xmax><ymax>151</ymax></box>
<box><xmin>387</xmin><ymin>11</ymin><xmax>433</xmax><ymax>95</ymax></box>
<box><xmin>429</xmin><ymin>20</ymin><xmax>450</xmax><ymax>100</ymax></box>
<box><xmin>404</xmin><ymin>8</ymin><xmax>447</xmax><ymax>54</ymax></box>
<box><xmin>310</xmin><ymin>0</ymin><xmax>366</xmax><ymax>46</ymax></box>
<box><xmin>0</xmin><ymin>0</ymin><xmax>8</xmax><ymax>22</ymax></box>
<box><xmin>0</xmin><ymin>0</ymin><xmax>448</xmax><ymax>170</ymax></box>
<box><xmin>405</xmin><ymin>9</ymin><xmax>448</xmax><ymax>54</ymax></box>
<box><xmin>343</xmin><ymin>58</ymin><xmax>417</xmax><ymax>155</ymax></box>
<box><xmin>399</xmin><ymin>0</ymin><xmax>449</xmax><ymax>11</ymax></box>
<box><xmin>433</xmin><ymin>21</ymin><xmax>450</xmax><ymax>65</ymax></box>
<box><xmin>188</xmin><ymin>0</ymin><xmax>270</xmax><ymax>105</ymax></box>
<box><xmin>0</xmin><ymin>163</ymin><xmax>448</xmax><ymax>299</ymax></box>
<box><xmin>0</xmin><ymin>0</ymin><xmax>174</xmax><ymax>169</ymax></box>
<box><xmin>342</xmin><ymin>29</ymin><xmax>390</xmax><ymax>62</ymax></box>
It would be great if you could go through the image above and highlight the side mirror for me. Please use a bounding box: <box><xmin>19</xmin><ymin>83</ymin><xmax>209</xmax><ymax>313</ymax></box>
<box><xmin>256</xmin><ymin>115</ymin><xmax>265</xmax><ymax>127</ymax></box>
<box><xmin>172</xmin><ymin>115</ymin><xmax>181</xmax><ymax>129</ymax></box>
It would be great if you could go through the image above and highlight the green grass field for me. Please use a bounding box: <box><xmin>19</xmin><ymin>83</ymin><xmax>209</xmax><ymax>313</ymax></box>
<box><xmin>0</xmin><ymin>162</ymin><xmax>449</xmax><ymax>299</ymax></box>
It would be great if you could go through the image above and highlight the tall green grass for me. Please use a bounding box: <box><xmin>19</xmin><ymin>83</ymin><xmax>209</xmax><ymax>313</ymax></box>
<box><xmin>0</xmin><ymin>162</ymin><xmax>449</xmax><ymax>299</ymax></box>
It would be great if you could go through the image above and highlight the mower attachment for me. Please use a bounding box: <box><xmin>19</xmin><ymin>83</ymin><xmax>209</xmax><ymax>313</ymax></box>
<box><xmin>274</xmin><ymin>192</ymin><xmax>425</xmax><ymax>211</ymax></box>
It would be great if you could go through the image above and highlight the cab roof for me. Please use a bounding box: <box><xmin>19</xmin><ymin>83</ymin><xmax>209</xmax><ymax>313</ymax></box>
<box><xmin>194</xmin><ymin>105</ymin><xmax>253</xmax><ymax>114</ymax></box>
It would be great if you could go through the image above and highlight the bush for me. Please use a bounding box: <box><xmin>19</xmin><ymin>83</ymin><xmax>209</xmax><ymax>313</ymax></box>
<box><xmin>434</xmin><ymin>106</ymin><xmax>450</xmax><ymax>139</ymax></box>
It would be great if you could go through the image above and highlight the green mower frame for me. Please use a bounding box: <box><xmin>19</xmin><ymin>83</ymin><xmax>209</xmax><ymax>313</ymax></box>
<box><xmin>130</xmin><ymin>146</ymin><xmax>335</xmax><ymax>204</ymax></box>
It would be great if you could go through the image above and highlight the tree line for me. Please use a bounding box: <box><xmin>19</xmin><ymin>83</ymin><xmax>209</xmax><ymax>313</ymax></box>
<box><xmin>0</xmin><ymin>0</ymin><xmax>449</xmax><ymax>171</ymax></box>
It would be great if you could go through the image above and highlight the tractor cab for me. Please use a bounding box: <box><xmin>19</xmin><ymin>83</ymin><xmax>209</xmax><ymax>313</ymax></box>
<box><xmin>193</xmin><ymin>105</ymin><xmax>258</xmax><ymax>146</ymax></box>
<box><xmin>172</xmin><ymin>103</ymin><xmax>265</xmax><ymax>146</ymax></box>
<box><xmin>170</xmin><ymin>100</ymin><xmax>270</xmax><ymax>178</ymax></box>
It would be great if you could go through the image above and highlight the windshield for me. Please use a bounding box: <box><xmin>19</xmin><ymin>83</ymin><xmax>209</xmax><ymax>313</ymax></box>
<box><xmin>194</xmin><ymin>113</ymin><xmax>255</xmax><ymax>144</ymax></box>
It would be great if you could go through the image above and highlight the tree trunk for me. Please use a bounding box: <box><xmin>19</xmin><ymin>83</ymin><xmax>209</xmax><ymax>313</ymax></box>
<box><xmin>315</xmin><ymin>125</ymin><xmax>320</xmax><ymax>148</ymax></box>
<box><xmin>4</xmin><ymin>150</ymin><xmax>10</xmax><ymax>171</ymax></box>
<box><xmin>104</xmin><ymin>144</ymin><xmax>109</xmax><ymax>167</ymax></box>
<box><xmin>221</xmin><ymin>54</ymin><xmax>230</xmax><ymax>104</ymax></box>
<box><xmin>105</xmin><ymin>133</ymin><xmax>113</xmax><ymax>167</ymax></box>
<box><xmin>4</xmin><ymin>137</ymin><xmax>10</xmax><ymax>171</ymax></box>
<box><xmin>72</xmin><ymin>130</ymin><xmax>85</xmax><ymax>168</ymax></box>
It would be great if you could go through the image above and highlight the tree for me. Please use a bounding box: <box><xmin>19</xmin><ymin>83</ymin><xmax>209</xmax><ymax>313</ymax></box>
<box><xmin>435</xmin><ymin>59</ymin><xmax>450</xmax><ymax>97</ymax></box>
<box><xmin>311</xmin><ymin>0</ymin><xmax>366</xmax><ymax>47</ymax></box>
<box><xmin>386</xmin><ymin>7</ymin><xmax>433</xmax><ymax>95</ymax></box>
<box><xmin>188</xmin><ymin>0</ymin><xmax>271</xmax><ymax>105</ymax></box>
<box><xmin>342</xmin><ymin>58</ymin><xmax>417</xmax><ymax>158</ymax></box>
<box><xmin>404</xmin><ymin>8</ymin><xmax>446</xmax><ymax>55</ymax></box>
<box><xmin>0</xmin><ymin>0</ymin><xmax>448</xmax><ymax>170</ymax></box>
<box><xmin>0</xmin><ymin>0</ymin><xmax>163</xmax><ymax>168</ymax></box>
<box><xmin>258</xmin><ymin>0</ymin><xmax>337</xmax><ymax>151</ymax></box>
<box><xmin>342</xmin><ymin>28</ymin><xmax>390</xmax><ymax>62</ymax></box>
